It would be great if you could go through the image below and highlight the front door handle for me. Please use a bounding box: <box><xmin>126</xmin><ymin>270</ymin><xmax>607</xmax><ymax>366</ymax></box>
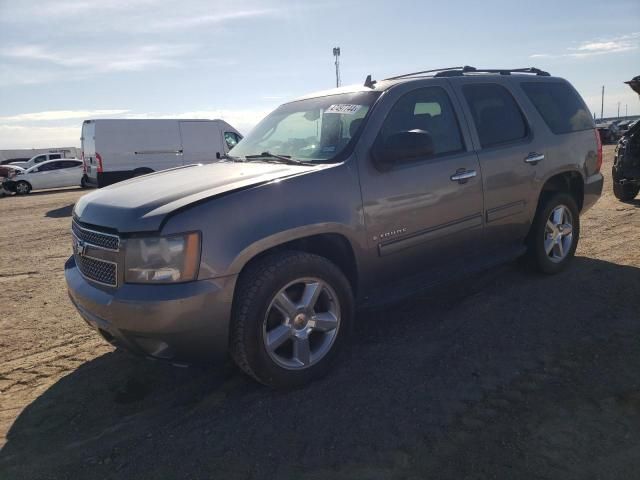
<box><xmin>524</xmin><ymin>152</ymin><xmax>545</xmax><ymax>164</ymax></box>
<box><xmin>450</xmin><ymin>169</ymin><xmax>477</xmax><ymax>183</ymax></box>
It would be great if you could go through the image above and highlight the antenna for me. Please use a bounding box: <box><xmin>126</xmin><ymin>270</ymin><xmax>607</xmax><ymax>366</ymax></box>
<box><xmin>333</xmin><ymin>47</ymin><xmax>341</xmax><ymax>88</ymax></box>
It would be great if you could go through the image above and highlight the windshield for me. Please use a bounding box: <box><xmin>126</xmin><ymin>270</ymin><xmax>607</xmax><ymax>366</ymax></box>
<box><xmin>231</xmin><ymin>91</ymin><xmax>381</xmax><ymax>162</ymax></box>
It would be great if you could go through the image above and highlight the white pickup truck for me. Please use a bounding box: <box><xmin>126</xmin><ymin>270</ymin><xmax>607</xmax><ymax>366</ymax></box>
<box><xmin>10</xmin><ymin>151</ymin><xmax>74</xmax><ymax>169</ymax></box>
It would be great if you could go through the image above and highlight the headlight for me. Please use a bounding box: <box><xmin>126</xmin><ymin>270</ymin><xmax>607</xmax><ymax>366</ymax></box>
<box><xmin>125</xmin><ymin>232</ymin><xmax>201</xmax><ymax>284</ymax></box>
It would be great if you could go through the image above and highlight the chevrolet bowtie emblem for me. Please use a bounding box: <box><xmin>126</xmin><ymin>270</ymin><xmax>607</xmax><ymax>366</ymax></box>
<box><xmin>74</xmin><ymin>238</ymin><xmax>88</xmax><ymax>257</ymax></box>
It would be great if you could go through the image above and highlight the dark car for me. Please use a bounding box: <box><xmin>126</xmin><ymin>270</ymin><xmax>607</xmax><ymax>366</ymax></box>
<box><xmin>66</xmin><ymin>66</ymin><xmax>603</xmax><ymax>387</ymax></box>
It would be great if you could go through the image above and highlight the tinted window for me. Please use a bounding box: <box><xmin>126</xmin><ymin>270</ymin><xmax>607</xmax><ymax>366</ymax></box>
<box><xmin>380</xmin><ymin>87</ymin><xmax>464</xmax><ymax>156</ymax></box>
<box><xmin>60</xmin><ymin>160</ymin><xmax>81</xmax><ymax>168</ymax></box>
<box><xmin>521</xmin><ymin>82</ymin><xmax>594</xmax><ymax>134</ymax></box>
<box><xmin>40</xmin><ymin>162</ymin><xmax>64</xmax><ymax>171</ymax></box>
<box><xmin>33</xmin><ymin>155</ymin><xmax>47</xmax><ymax>164</ymax></box>
<box><xmin>463</xmin><ymin>84</ymin><xmax>528</xmax><ymax>148</ymax></box>
<box><xmin>50</xmin><ymin>154</ymin><xmax>62</xmax><ymax>160</ymax></box>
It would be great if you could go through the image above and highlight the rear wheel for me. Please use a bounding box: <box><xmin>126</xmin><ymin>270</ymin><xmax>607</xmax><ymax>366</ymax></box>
<box><xmin>525</xmin><ymin>192</ymin><xmax>580</xmax><ymax>274</ymax></box>
<box><xmin>15</xmin><ymin>181</ymin><xmax>31</xmax><ymax>195</ymax></box>
<box><xmin>230</xmin><ymin>251</ymin><xmax>354</xmax><ymax>388</ymax></box>
<box><xmin>613</xmin><ymin>181</ymin><xmax>639</xmax><ymax>202</ymax></box>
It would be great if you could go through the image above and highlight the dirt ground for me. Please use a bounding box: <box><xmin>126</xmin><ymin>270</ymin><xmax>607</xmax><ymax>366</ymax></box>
<box><xmin>1</xmin><ymin>146</ymin><xmax>639</xmax><ymax>479</ymax></box>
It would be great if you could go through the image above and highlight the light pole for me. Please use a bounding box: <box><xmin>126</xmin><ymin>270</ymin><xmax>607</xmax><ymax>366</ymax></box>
<box><xmin>600</xmin><ymin>85</ymin><xmax>604</xmax><ymax>121</ymax></box>
<box><xmin>617</xmin><ymin>102</ymin><xmax>620</xmax><ymax>119</ymax></box>
<box><xmin>333</xmin><ymin>47</ymin><xmax>341</xmax><ymax>88</ymax></box>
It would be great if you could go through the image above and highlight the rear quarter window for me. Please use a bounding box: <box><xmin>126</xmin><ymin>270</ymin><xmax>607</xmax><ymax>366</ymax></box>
<box><xmin>462</xmin><ymin>84</ymin><xmax>528</xmax><ymax>148</ymax></box>
<box><xmin>521</xmin><ymin>82</ymin><xmax>594</xmax><ymax>134</ymax></box>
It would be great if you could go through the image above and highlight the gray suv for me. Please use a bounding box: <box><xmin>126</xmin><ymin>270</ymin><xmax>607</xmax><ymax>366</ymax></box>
<box><xmin>66</xmin><ymin>66</ymin><xmax>603</xmax><ymax>387</ymax></box>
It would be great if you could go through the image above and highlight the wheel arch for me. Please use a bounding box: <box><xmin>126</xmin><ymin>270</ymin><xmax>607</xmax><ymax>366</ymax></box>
<box><xmin>537</xmin><ymin>170</ymin><xmax>585</xmax><ymax>212</ymax></box>
<box><xmin>232</xmin><ymin>229</ymin><xmax>360</xmax><ymax>296</ymax></box>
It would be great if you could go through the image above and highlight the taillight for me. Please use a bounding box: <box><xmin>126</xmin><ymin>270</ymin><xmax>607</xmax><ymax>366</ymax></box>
<box><xmin>594</xmin><ymin>129</ymin><xmax>603</xmax><ymax>173</ymax></box>
<box><xmin>96</xmin><ymin>152</ymin><xmax>103</xmax><ymax>173</ymax></box>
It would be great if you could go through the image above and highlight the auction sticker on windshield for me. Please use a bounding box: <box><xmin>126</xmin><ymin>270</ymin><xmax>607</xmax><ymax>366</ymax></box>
<box><xmin>325</xmin><ymin>104</ymin><xmax>363</xmax><ymax>114</ymax></box>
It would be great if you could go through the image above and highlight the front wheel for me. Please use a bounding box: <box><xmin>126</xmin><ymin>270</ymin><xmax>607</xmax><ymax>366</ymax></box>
<box><xmin>230</xmin><ymin>251</ymin><xmax>354</xmax><ymax>388</ymax></box>
<box><xmin>525</xmin><ymin>193</ymin><xmax>580</xmax><ymax>274</ymax></box>
<box><xmin>15</xmin><ymin>181</ymin><xmax>31</xmax><ymax>195</ymax></box>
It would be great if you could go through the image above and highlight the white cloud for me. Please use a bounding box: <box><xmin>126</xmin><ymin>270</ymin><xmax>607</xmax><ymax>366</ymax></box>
<box><xmin>530</xmin><ymin>32</ymin><xmax>640</xmax><ymax>59</ymax></box>
<box><xmin>145</xmin><ymin>8</ymin><xmax>278</xmax><ymax>31</ymax></box>
<box><xmin>0</xmin><ymin>43</ymin><xmax>198</xmax><ymax>73</ymax></box>
<box><xmin>0</xmin><ymin>110</ymin><xmax>129</xmax><ymax>122</ymax></box>
<box><xmin>0</xmin><ymin>125</ymin><xmax>81</xmax><ymax>149</ymax></box>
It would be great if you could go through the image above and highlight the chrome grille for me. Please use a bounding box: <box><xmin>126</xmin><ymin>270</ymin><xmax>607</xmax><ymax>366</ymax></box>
<box><xmin>76</xmin><ymin>255</ymin><xmax>117</xmax><ymax>286</ymax></box>
<box><xmin>72</xmin><ymin>220</ymin><xmax>119</xmax><ymax>251</ymax></box>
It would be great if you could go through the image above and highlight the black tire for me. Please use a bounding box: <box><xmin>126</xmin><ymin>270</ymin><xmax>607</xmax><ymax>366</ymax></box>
<box><xmin>230</xmin><ymin>251</ymin><xmax>354</xmax><ymax>388</ymax></box>
<box><xmin>80</xmin><ymin>176</ymin><xmax>90</xmax><ymax>189</ymax></box>
<box><xmin>613</xmin><ymin>181</ymin><xmax>639</xmax><ymax>202</ymax></box>
<box><xmin>525</xmin><ymin>192</ymin><xmax>580</xmax><ymax>274</ymax></box>
<box><xmin>15</xmin><ymin>181</ymin><xmax>31</xmax><ymax>195</ymax></box>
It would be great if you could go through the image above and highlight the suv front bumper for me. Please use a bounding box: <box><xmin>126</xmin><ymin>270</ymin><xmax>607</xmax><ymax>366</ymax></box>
<box><xmin>65</xmin><ymin>256</ymin><xmax>237</xmax><ymax>363</ymax></box>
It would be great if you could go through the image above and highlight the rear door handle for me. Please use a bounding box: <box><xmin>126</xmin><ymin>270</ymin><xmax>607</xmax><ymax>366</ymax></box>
<box><xmin>524</xmin><ymin>152</ymin><xmax>545</xmax><ymax>164</ymax></box>
<box><xmin>450</xmin><ymin>169</ymin><xmax>477</xmax><ymax>183</ymax></box>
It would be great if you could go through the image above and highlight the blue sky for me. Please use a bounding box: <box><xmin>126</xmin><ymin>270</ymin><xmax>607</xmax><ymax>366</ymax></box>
<box><xmin>0</xmin><ymin>0</ymin><xmax>638</xmax><ymax>149</ymax></box>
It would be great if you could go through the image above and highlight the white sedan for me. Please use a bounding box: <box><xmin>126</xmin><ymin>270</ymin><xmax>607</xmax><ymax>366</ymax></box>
<box><xmin>6</xmin><ymin>159</ymin><xmax>84</xmax><ymax>194</ymax></box>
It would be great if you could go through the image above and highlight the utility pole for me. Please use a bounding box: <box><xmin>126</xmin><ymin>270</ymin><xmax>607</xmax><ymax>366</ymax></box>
<box><xmin>617</xmin><ymin>102</ymin><xmax>620</xmax><ymax>119</ymax></box>
<box><xmin>333</xmin><ymin>47</ymin><xmax>341</xmax><ymax>88</ymax></box>
<box><xmin>600</xmin><ymin>85</ymin><xmax>604</xmax><ymax>121</ymax></box>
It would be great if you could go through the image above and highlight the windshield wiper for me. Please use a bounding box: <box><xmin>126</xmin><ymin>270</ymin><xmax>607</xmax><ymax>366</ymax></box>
<box><xmin>244</xmin><ymin>152</ymin><xmax>313</xmax><ymax>166</ymax></box>
<box><xmin>219</xmin><ymin>153</ymin><xmax>244</xmax><ymax>162</ymax></box>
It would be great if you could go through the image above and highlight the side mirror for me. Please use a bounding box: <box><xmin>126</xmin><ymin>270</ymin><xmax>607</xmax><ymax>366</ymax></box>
<box><xmin>371</xmin><ymin>130</ymin><xmax>435</xmax><ymax>172</ymax></box>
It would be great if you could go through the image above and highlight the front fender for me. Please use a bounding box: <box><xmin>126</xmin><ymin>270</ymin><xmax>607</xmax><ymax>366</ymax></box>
<box><xmin>160</xmin><ymin>161</ymin><xmax>367</xmax><ymax>280</ymax></box>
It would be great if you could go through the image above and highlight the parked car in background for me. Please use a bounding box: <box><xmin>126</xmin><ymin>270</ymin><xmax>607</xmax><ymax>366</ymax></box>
<box><xmin>3</xmin><ymin>159</ymin><xmax>83</xmax><ymax>194</ymax></box>
<box><xmin>0</xmin><ymin>157</ymin><xmax>29</xmax><ymax>166</ymax></box>
<box><xmin>0</xmin><ymin>164</ymin><xmax>25</xmax><ymax>179</ymax></box>
<box><xmin>81</xmin><ymin>119</ymin><xmax>243</xmax><ymax>187</ymax></box>
<box><xmin>9</xmin><ymin>151</ymin><xmax>74</xmax><ymax>169</ymax></box>
<box><xmin>596</xmin><ymin>123</ymin><xmax>617</xmax><ymax>144</ymax></box>
<box><xmin>66</xmin><ymin>66</ymin><xmax>603</xmax><ymax>388</ymax></box>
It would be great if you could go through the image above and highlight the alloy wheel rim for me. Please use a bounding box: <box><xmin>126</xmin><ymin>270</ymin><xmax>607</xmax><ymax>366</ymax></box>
<box><xmin>17</xmin><ymin>183</ymin><xmax>28</xmax><ymax>193</ymax></box>
<box><xmin>263</xmin><ymin>277</ymin><xmax>341</xmax><ymax>370</ymax></box>
<box><xmin>544</xmin><ymin>205</ymin><xmax>574</xmax><ymax>263</ymax></box>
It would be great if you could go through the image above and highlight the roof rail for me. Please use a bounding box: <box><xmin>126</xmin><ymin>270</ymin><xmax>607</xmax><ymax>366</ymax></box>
<box><xmin>434</xmin><ymin>66</ymin><xmax>550</xmax><ymax>77</ymax></box>
<box><xmin>384</xmin><ymin>66</ymin><xmax>550</xmax><ymax>81</ymax></box>
<box><xmin>384</xmin><ymin>66</ymin><xmax>468</xmax><ymax>81</ymax></box>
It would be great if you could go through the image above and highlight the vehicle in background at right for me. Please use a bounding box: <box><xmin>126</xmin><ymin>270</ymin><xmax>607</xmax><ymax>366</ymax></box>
<box><xmin>613</xmin><ymin>119</ymin><xmax>640</xmax><ymax>201</ymax></box>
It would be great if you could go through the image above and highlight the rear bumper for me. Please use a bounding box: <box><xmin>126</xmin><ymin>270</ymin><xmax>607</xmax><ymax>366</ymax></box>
<box><xmin>65</xmin><ymin>256</ymin><xmax>237</xmax><ymax>363</ymax></box>
<box><xmin>582</xmin><ymin>172</ymin><xmax>604</xmax><ymax>213</ymax></box>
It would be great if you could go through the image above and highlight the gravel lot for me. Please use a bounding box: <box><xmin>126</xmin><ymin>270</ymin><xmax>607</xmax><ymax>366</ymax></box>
<box><xmin>1</xmin><ymin>145</ymin><xmax>639</xmax><ymax>479</ymax></box>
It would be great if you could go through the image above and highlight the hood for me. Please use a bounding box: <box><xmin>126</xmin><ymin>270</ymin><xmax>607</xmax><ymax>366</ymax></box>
<box><xmin>74</xmin><ymin>161</ymin><xmax>320</xmax><ymax>232</ymax></box>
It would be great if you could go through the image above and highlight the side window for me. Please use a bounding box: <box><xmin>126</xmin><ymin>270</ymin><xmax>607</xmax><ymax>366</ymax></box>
<box><xmin>463</xmin><ymin>84</ymin><xmax>528</xmax><ymax>148</ymax></box>
<box><xmin>380</xmin><ymin>87</ymin><xmax>464</xmax><ymax>157</ymax></box>
<box><xmin>33</xmin><ymin>155</ymin><xmax>47</xmax><ymax>164</ymax></box>
<box><xmin>521</xmin><ymin>82</ymin><xmax>594</xmax><ymax>134</ymax></box>
<box><xmin>60</xmin><ymin>160</ymin><xmax>81</xmax><ymax>168</ymax></box>
<box><xmin>50</xmin><ymin>154</ymin><xmax>62</xmax><ymax>160</ymax></box>
<box><xmin>224</xmin><ymin>132</ymin><xmax>241</xmax><ymax>149</ymax></box>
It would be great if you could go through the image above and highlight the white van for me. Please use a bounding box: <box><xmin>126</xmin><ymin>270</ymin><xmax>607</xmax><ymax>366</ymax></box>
<box><xmin>81</xmin><ymin>119</ymin><xmax>242</xmax><ymax>187</ymax></box>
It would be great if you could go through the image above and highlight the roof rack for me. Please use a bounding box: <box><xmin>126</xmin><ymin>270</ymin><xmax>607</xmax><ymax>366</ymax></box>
<box><xmin>384</xmin><ymin>66</ymin><xmax>550</xmax><ymax>81</ymax></box>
